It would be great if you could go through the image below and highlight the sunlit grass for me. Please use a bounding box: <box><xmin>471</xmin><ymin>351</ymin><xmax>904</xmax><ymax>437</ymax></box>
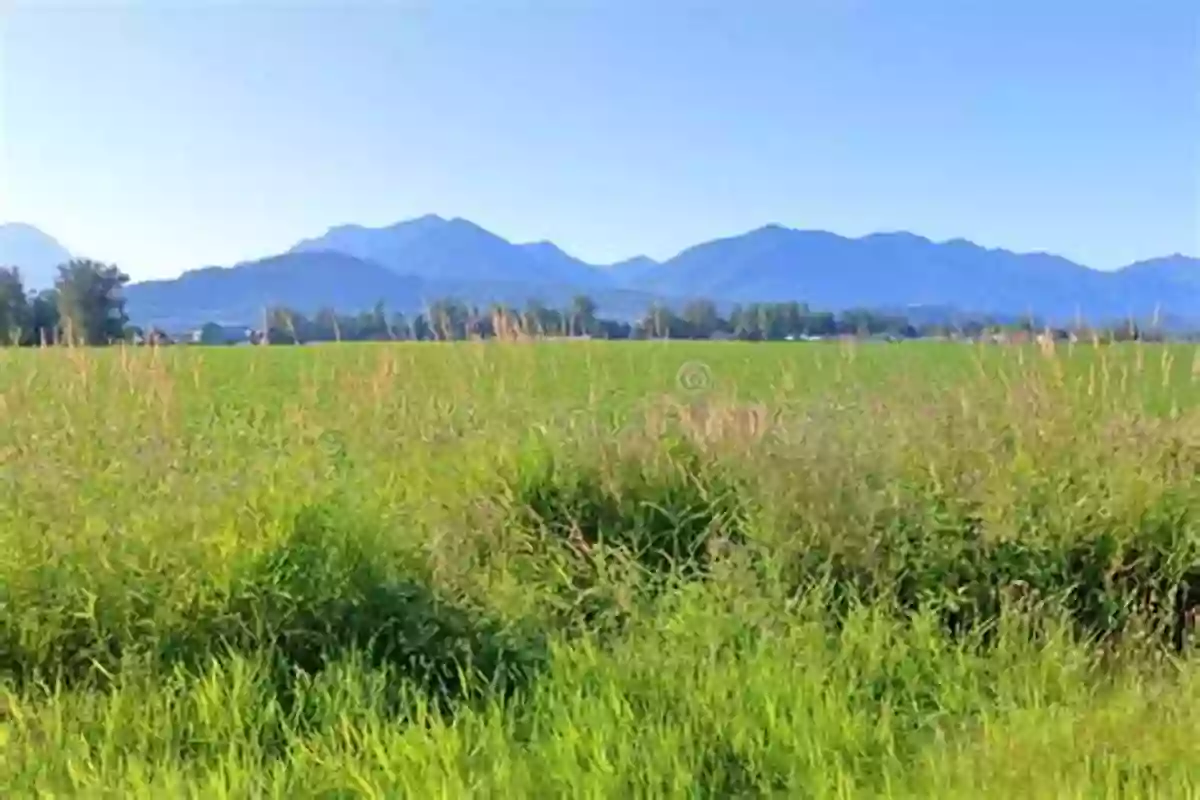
<box><xmin>0</xmin><ymin>340</ymin><xmax>1196</xmax><ymax>796</ymax></box>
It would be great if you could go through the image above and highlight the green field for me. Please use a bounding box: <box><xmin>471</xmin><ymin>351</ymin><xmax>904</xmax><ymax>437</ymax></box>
<box><xmin>1</xmin><ymin>340</ymin><xmax>1198</xmax><ymax>797</ymax></box>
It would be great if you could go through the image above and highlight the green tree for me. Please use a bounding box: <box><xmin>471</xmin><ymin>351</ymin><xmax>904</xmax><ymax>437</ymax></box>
<box><xmin>370</xmin><ymin>300</ymin><xmax>391</xmax><ymax>340</ymax></box>
<box><xmin>804</xmin><ymin>311</ymin><xmax>836</xmax><ymax>337</ymax></box>
<box><xmin>747</xmin><ymin>302</ymin><xmax>790</xmax><ymax>339</ymax></box>
<box><xmin>24</xmin><ymin>289</ymin><xmax>61</xmax><ymax>346</ymax></box>
<box><xmin>521</xmin><ymin>299</ymin><xmax>566</xmax><ymax>337</ymax></box>
<box><xmin>428</xmin><ymin>299</ymin><xmax>470</xmax><ymax>340</ymax></box>
<box><xmin>729</xmin><ymin>305</ymin><xmax>757</xmax><ymax>340</ymax></box>
<box><xmin>198</xmin><ymin>321</ymin><xmax>229</xmax><ymax>345</ymax></box>
<box><xmin>313</xmin><ymin>308</ymin><xmax>340</xmax><ymax>341</ymax></box>
<box><xmin>778</xmin><ymin>301</ymin><xmax>809</xmax><ymax>338</ymax></box>
<box><xmin>265</xmin><ymin>307</ymin><xmax>301</xmax><ymax>344</ymax></box>
<box><xmin>681</xmin><ymin>299</ymin><xmax>721</xmax><ymax>338</ymax></box>
<box><xmin>410</xmin><ymin>312</ymin><xmax>433</xmax><ymax>340</ymax></box>
<box><xmin>55</xmin><ymin>259</ymin><xmax>130</xmax><ymax>345</ymax></box>
<box><xmin>732</xmin><ymin>304</ymin><xmax>763</xmax><ymax>340</ymax></box>
<box><xmin>569</xmin><ymin>294</ymin><xmax>599</xmax><ymax>336</ymax></box>
<box><xmin>639</xmin><ymin>302</ymin><xmax>676</xmax><ymax>339</ymax></box>
<box><xmin>0</xmin><ymin>266</ymin><xmax>30</xmax><ymax>345</ymax></box>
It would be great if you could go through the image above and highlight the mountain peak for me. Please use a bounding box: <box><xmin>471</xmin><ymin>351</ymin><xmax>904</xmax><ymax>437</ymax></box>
<box><xmin>2</xmin><ymin>221</ymin><xmax>50</xmax><ymax>235</ymax></box>
<box><xmin>0</xmin><ymin>222</ymin><xmax>73</xmax><ymax>289</ymax></box>
<box><xmin>751</xmin><ymin>223</ymin><xmax>790</xmax><ymax>235</ymax></box>
<box><xmin>863</xmin><ymin>231</ymin><xmax>934</xmax><ymax>246</ymax></box>
<box><xmin>0</xmin><ymin>222</ymin><xmax>70</xmax><ymax>248</ymax></box>
<box><xmin>1118</xmin><ymin>253</ymin><xmax>1199</xmax><ymax>285</ymax></box>
<box><xmin>608</xmin><ymin>255</ymin><xmax>658</xmax><ymax>269</ymax></box>
<box><xmin>286</xmin><ymin>214</ymin><xmax>610</xmax><ymax>287</ymax></box>
<box><xmin>444</xmin><ymin>216</ymin><xmax>493</xmax><ymax>234</ymax></box>
<box><xmin>323</xmin><ymin>223</ymin><xmax>367</xmax><ymax>236</ymax></box>
<box><xmin>386</xmin><ymin>213</ymin><xmax>446</xmax><ymax>230</ymax></box>
<box><xmin>308</xmin><ymin>214</ymin><xmax>448</xmax><ymax>242</ymax></box>
<box><xmin>521</xmin><ymin>240</ymin><xmax>569</xmax><ymax>255</ymax></box>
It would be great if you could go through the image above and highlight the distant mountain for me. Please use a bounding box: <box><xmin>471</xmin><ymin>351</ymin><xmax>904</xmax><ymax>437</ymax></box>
<box><xmin>1117</xmin><ymin>254</ymin><xmax>1200</xmax><ymax>290</ymax></box>
<box><xmin>518</xmin><ymin>240</ymin><xmax>597</xmax><ymax>281</ymax></box>
<box><xmin>0</xmin><ymin>223</ymin><xmax>72</xmax><ymax>289</ymax></box>
<box><xmin>124</xmin><ymin>251</ymin><xmax>424</xmax><ymax>331</ymax></box>
<box><xmin>290</xmin><ymin>214</ymin><xmax>612</xmax><ymax>288</ymax></box>
<box><xmin>123</xmin><ymin>248</ymin><xmax>667</xmax><ymax>331</ymax></box>
<box><xmin>641</xmin><ymin>226</ymin><xmax>1199</xmax><ymax>324</ymax></box>
<box><xmin>606</xmin><ymin>255</ymin><xmax>662</xmax><ymax>285</ymax></box>
<box><xmin>121</xmin><ymin>216</ymin><xmax>1199</xmax><ymax>331</ymax></box>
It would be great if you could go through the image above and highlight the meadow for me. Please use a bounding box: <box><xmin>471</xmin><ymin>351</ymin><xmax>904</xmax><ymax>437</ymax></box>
<box><xmin>0</xmin><ymin>339</ymin><xmax>1197</xmax><ymax>797</ymax></box>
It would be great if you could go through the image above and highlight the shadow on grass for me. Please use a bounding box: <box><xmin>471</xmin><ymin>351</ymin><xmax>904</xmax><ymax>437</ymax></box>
<box><xmin>781</xmin><ymin>487</ymin><xmax>1200</xmax><ymax>652</ymax></box>
<box><xmin>501</xmin><ymin>438</ymin><xmax>751</xmax><ymax>631</ymax></box>
<box><xmin>1</xmin><ymin>500</ymin><xmax>549</xmax><ymax>725</ymax></box>
<box><xmin>173</xmin><ymin>503</ymin><xmax>548</xmax><ymax>728</ymax></box>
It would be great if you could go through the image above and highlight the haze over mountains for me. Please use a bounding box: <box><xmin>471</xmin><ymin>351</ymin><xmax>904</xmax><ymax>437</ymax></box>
<box><xmin>3</xmin><ymin>216</ymin><xmax>1197</xmax><ymax>332</ymax></box>
<box><xmin>0</xmin><ymin>223</ymin><xmax>73</xmax><ymax>291</ymax></box>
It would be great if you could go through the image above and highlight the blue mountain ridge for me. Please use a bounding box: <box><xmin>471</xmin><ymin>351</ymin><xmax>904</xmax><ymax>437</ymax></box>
<box><xmin>5</xmin><ymin>217</ymin><xmax>1196</xmax><ymax>332</ymax></box>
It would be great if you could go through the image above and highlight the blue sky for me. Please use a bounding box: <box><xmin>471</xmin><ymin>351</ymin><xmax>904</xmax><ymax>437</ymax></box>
<box><xmin>2</xmin><ymin>1</ymin><xmax>1196</xmax><ymax>280</ymax></box>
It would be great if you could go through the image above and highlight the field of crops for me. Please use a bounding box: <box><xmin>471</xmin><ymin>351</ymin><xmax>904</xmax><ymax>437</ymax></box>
<box><xmin>0</xmin><ymin>340</ymin><xmax>1197</xmax><ymax>797</ymax></box>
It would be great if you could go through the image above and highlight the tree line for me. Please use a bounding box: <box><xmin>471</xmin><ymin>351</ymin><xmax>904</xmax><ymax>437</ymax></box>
<box><xmin>263</xmin><ymin>297</ymin><xmax>916</xmax><ymax>342</ymax></box>
<box><xmin>1</xmin><ymin>260</ymin><xmax>1190</xmax><ymax>347</ymax></box>
<box><xmin>0</xmin><ymin>261</ymin><xmax>130</xmax><ymax>346</ymax></box>
<box><xmin>260</xmin><ymin>296</ymin><xmax>1181</xmax><ymax>344</ymax></box>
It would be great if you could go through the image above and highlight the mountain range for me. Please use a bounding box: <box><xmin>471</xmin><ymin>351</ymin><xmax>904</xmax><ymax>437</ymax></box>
<box><xmin>2</xmin><ymin>216</ymin><xmax>1197</xmax><ymax>332</ymax></box>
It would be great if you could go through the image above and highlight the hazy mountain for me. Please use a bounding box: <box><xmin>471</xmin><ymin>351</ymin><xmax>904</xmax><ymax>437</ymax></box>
<box><xmin>289</xmin><ymin>214</ymin><xmax>445</xmax><ymax>266</ymax></box>
<box><xmin>290</xmin><ymin>214</ymin><xmax>612</xmax><ymax>288</ymax></box>
<box><xmin>643</xmin><ymin>226</ymin><xmax>1198</xmax><ymax>324</ymax></box>
<box><xmin>518</xmin><ymin>240</ymin><xmax>598</xmax><ymax>282</ymax></box>
<box><xmin>124</xmin><ymin>251</ymin><xmax>425</xmax><ymax>331</ymax></box>
<box><xmin>123</xmin><ymin>249</ymin><xmax>667</xmax><ymax>331</ymax></box>
<box><xmin>0</xmin><ymin>223</ymin><xmax>73</xmax><ymax>289</ymax></box>
<box><xmin>605</xmin><ymin>255</ymin><xmax>661</xmax><ymax>285</ymax></box>
<box><xmin>1117</xmin><ymin>254</ymin><xmax>1200</xmax><ymax>290</ymax></box>
<box><xmin>120</xmin><ymin>217</ymin><xmax>1198</xmax><ymax>331</ymax></box>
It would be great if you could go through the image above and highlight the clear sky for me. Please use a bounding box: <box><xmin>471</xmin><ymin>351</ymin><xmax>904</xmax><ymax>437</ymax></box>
<box><xmin>2</xmin><ymin>0</ymin><xmax>1197</xmax><ymax>280</ymax></box>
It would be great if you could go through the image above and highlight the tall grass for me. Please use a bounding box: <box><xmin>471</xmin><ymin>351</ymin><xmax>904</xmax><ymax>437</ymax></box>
<box><xmin>0</xmin><ymin>340</ymin><xmax>1196</xmax><ymax>796</ymax></box>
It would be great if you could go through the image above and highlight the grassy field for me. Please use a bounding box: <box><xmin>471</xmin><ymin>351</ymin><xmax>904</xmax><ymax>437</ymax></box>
<box><xmin>0</xmin><ymin>340</ymin><xmax>1197</xmax><ymax>797</ymax></box>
